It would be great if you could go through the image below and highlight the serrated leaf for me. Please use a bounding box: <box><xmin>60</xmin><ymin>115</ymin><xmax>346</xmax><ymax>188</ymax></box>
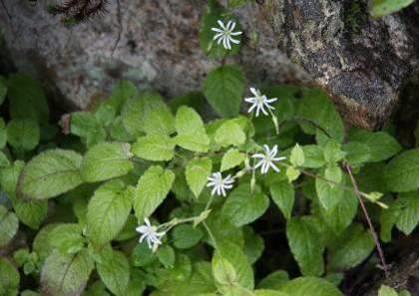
<box><xmin>320</xmin><ymin>181</ymin><xmax>358</xmax><ymax>234</ymax></box>
<box><xmin>349</xmin><ymin>130</ymin><xmax>401</xmax><ymax>162</ymax></box>
<box><xmin>0</xmin><ymin>206</ymin><xmax>18</xmax><ymax>248</ymax></box>
<box><xmin>131</xmin><ymin>242</ymin><xmax>157</xmax><ymax>267</ymax></box>
<box><xmin>384</xmin><ymin>149</ymin><xmax>419</xmax><ymax>192</ymax></box>
<box><xmin>7</xmin><ymin>118</ymin><xmax>40</xmax><ymax>151</ymax></box>
<box><xmin>243</xmin><ymin>226</ymin><xmax>264</xmax><ymax>264</ymax></box>
<box><xmin>7</xmin><ymin>74</ymin><xmax>49</xmax><ymax>124</ymax></box>
<box><xmin>301</xmin><ymin>145</ymin><xmax>326</xmax><ymax>168</ymax></box>
<box><xmin>343</xmin><ymin>142</ymin><xmax>371</xmax><ymax>166</ymax></box>
<box><xmin>203</xmin><ymin>65</ymin><xmax>245</xmax><ymax>117</ymax></box>
<box><xmin>132</xmin><ymin>134</ymin><xmax>175</xmax><ymax>161</ymax></box>
<box><xmin>133</xmin><ymin>166</ymin><xmax>175</xmax><ymax>221</ymax></box>
<box><xmin>13</xmin><ymin>199</ymin><xmax>48</xmax><ymax>230</ymax></box>
<box><xmin>0</xmin><ymin>257</ymin><xmax>20</xmax><ymax>296</ymax></box>
<box><xmin>41</xmin><ymin>249</ymin><xmax>93</xmax><ymax>296</ymax></box>
<box><xmin>380</xmin><ymin>201</ymin><xmax>401</xmax><ymax>243</ymax></box>
<box><xmin>96</xmin><ymin>248</ymin><xmax>130</xmax><ymax>296</ymax></box>
<box><xmin>290</xmin><ymin>144</ymin><xmax>305</xmax><ymax>167</ymax></box>
<box><xmin>286</xmin><ymin>217</ymin><xmax>325</xmax><ymax>276</ymax></box>
<box><xmin>87</xmin><ymin>180</ymin><xmax>132</xmax><ymax>246</ymax></box>
<box><xmin>316</xmin><ymin>166</ymin><xmax>344</xmax><ymax>210</ymax></box>
<box><xmin>378</xmin><ymin>285</ymin><xmax>399</xmax><ymax>296</ymax></box>
<box><xmin>185</xmin><ymin>157</ymin><xmax>212</xmax><ymax>198</ymax></box>
<box><xmin>212</xmin><ymin>241</ymin><xmax>254</xmax><ymax>290</ymax></box>
<box><xmin>157</xmin><ymin>245</ymin><xmax>176</xmax><ymax>268</ymax></box>
<box><xmin>255</xmin><ymin>290</ymin><xmax>289</xmax><ymax>296</ymax></box>
<box><xmin>108</xmin><ymin>80</ymin><xmax>138</xmax><ymax>112</ymax></box>
<box><xmin>0</xmin><ymin>118</ymin><xmax>7</xmax><ymax>149</ymax></box>
<box><xmin>258</xmin><ymin>270</ymin><xmax>289</xmax><ymax>290</ymax></box>
<box><xmin>221</xmin><ymin>148</ymin><xmax>246</xmax><ymax>171</ymax></box>
<box><xmin>328</xmin><ymin>225</ymin><xmax>375</xmax><ymax>270</ymax></box>
<box><xmin>215</xmin><ymin>120</ymin><xmax>246</xmax><ymax>147</ymax></box>
<box><xmin>48</xmin><ymin>224</ymin><xmax>85</xmax><ymax>255</ymax></box>
<box><xmin>175</xmin><ymin>106</ymin><xmax>209</xmax><ymax>152</ymax></box>
<box><xmin>121</xmin><ymin>91</ymin><xmax>174</xmax><ymax>136</ymax></box>
<box><xmin>18</xmin><ymin>149</ymin><xmax>83</xmax><ymax>200</ymax></box>
<box><xmin>270</xmin><ymin>181</ymin><xmax>295</xmax><ymax>220</ymax></box>
<box><xmin>297</xmin><ymin>88</ymin><xmax>344</xmax><ymax>145</ymax></box>
<box><xmin>81</xmin><ymin>142</ymin><xmax>133</xmax><ymax>183</ymax></box>
<box><xmin>222</xmin><ymin>184</ymin><xmax>269</xmax><ymax>227</ymax></box>
<box><xmin>172</xmin><ymin>224</ymin><xmax>203</xmax><ymax>249</ymax></box>
<box><xmin>395</xmin><ymin>191</ymin><xmax>419</xmax><ymax>235</ymax></box>
<box><xmin>70</xmin><ymin>111</ymin><xmax>106</xmax><ymax>147</ymax></box>
<box><xmin>371</xmin><ymin>0</ymin><xmax>414</xmax><ymax>17</ymax></box>
<box><xmin>322</xmin><ymin>140</ymin><xmax>346</xmax><ymax>164</ymax></box>
<box><xmin>280</xmin><ymin>277</ymin><xmax>342</xmax><ymax>296</ymax></box>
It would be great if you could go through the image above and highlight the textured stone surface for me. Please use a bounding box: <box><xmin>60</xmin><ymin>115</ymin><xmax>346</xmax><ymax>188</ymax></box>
<box><xmin>0</xmin><ymin>0</ymin><xmax>305</xmax><ymax>110</ymax></box>
<box><xmin>263</xmin><ymin>0</ymin><xmax>419</xmax><ymax>129</ymax></box>
<box><xmin>1</xmin><ymin>0</ymin><xmax>418</xmax><ymax>128</ymax></box>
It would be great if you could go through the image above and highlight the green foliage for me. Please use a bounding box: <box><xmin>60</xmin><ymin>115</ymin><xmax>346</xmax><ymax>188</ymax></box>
<box><xmin>1</xmin><ymin>4</ymin><xmax>418</xmax><ymax>294</ymax></box>
<box><xmin>371</xmin><ymin>0</ymin><xmax>415</xmax><ymax>17</ymax></box>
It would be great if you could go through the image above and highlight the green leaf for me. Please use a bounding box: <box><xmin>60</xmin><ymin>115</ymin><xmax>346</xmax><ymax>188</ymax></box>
<box><xmin>319</xmin><ymin>183</ymin><xmax>358</xmax><ymax>234</ymax></box>
<box><xmin>228</xmin><ymin>0</ymin><xmax>250</xmax><ymax>8</ymax></box>
<box><xmin>395</xmin><ymin>191</ymin><xmax>419</xmax><ymax>235</ymax></box>
<box><xmin>157</xmin><ymin>245</ymin><xmax>176</xmax><ymax>268</ymax></box>
<box><xmin>384</xmin><ymin>149</ymin><xmax>419</xmax><ymax>192</ymax></box>
<box><xmin>48</xmin><ymin>223</ymin><xmax>85</xmax><ymax>255</ymax></box>
<box><xmin>41</xmin><ymin>249</ymin><xmax>93</xmax><ymax>296</ymax></box>
<box><xmin>185</xmin><ymin>157</ymin><xmax>212</xmax><ymax>198</ymax></box>
<box><xmin>0</xmin><ymin>257</ymin><xmax>20</xmax><ymax>296</ymax></box>
<box><xmin>205</xmin><ymin>210</ymin><xmax>244</xmax><ymax>247</ymax></box>
<box><xmin>322</xmin><ymin>140</ymin><xmax>346</xmax><ymax>164</ymax></box>
<box><xmin>175</xmin><ymin>106</ymin><xmax>209</xmax><ymax>152</ymax></box>
<box><xmin>69</xmin><ymin>111</ymin><xmax>106</xmax><ymax>147</ymax></box>
<box><xmin>280</xmin><ymin>277</ymin><xmax>343</xmax><ymax>296</ymax></box>
<box><xmin>7</xmin><ymin>119</ymin><xmax>40</xmax><ymax>151</ymax></box>
<box><xmin>172</xmin><ymin>224</ymin><xmax>204</xmax><ymax>249</ymax></box>
<box><xmin>121</xmin><ymin>91</ymin><xmax>175</xmax><ymax>136</ymax></box>
<box><xmin>18</xmin><ymin>149</ymin><xmax>83</xmax><ymax>200</ymax></box>
<box><xmin>95</xmin><ymin>103</ymin><xmax>116</xmax><ymax>127</ymax></box>
<box><xmin>258</xmin><ymin>270</ymin><xmax>289</xmax><ymax>290</ymax></box>
<box><xmin>133</xmin><ymin>166</ymin><xmax>175</xmax><ymax>221</ymax></box>
<box><xmin>243</xmin><ymin>226</ymin><xmax>264</xmax><ymax>264</ymax></box>
<box><xmin>270</xmin><ymin>181</ymin><xmax>295</xmax><ymax>220</ymax></box>
<box><xmin>222</xmin><ymin>184</ymin><xmax>269</xmax><ymax>227</ymax></box>
<box><xmin>13</xmin><ymin>199</ymin><xmax>48</xmax><ymax>230</ymax></box>
<box><xmin>132</xmin><ymin>134</ymin><xmax>175</xmax><ymax>161</ymax></box>
<box><xmin>371</xmin><ymin>0</ymin><xmax>414</xmax><ymax>17</ymax></box>
<box><xmin>131</xmin><ymin>242</ymin><xmax>157</xmax><ymax>267</ymax></box>
<box><xmin>290</xmin><ymin>144</ymin><xmax>305</xmax><ymax>167</ymax></box>
<box><xmin>349</xmin><ymin>130</ymin><xmax>401</xmax><ymax>162</ymax></box>
<box><xmin>215</xmin><ymin>120</ymin><xmax>246</xmax><ymax>147</ymax></box>
<box><xmin>221</xmin><ymin>148</ymin><xmax>246</xmax><ymax>172</ymax></box>
<box><xmin>87</xmin><ymin>180</ymin><xmax>132</xmax><ymax>246</ymax></box>
<box><xmin>343</xmin><ymin>142</ymin><xmax>371</xmax><ymax>166</ymax></box>
<box><xmin>300</xmin><ymin>145</ymin><xmax>326</xmax><ymax>168</ymax></box>
<box><xmin>108</xmin><ymin>80</ymin><xmax>138</xmax><ymax>112</ymax></box>
<box><xmin>316</xmin><ymin>166</ymin><xmax>344</xmax><ymax>210</ymax></box>
<box><xmin>81</xmin><ymin>142</ymin><xmax>133</xmax><ymax>182</ymax></box>
<box><xmin>255</xmin><ymin>290</ymin><xmax>289</xmax><ymax>296</ymax></box>
<box><xmin>380</xmin><ymin>201</ymin><xmax>401</xmax><ymax>242</ymax></box>
<box><xmin>0</xmin><ymin>206</ymin><xmax>18</xmax><ymax>248</ymax></box>
<box><xmin>96</xmin><ymin>248</ymin><xmax>130</xmax><ymax>296</ymax></box>
<box><xmin>378</xmin><ymin>285</ymin><xmax>399</xmax><ymax>296</ymax></box>
<box><xmin>286</xmin><ymin>217</ymin><xmax>325</xmax><ymax>276</ymax></box>
<box><xmin>7</xmin><ymin>74</ymin><xmax>49</xmax><ymax>124</ymax></box>
<box><xmin>297</xmin><ymin>88</ymin><xmax>344</xmax><ymax>144</ymax></box>
<box><xmin>109</xmin><ymin>117</ymin><xmax>135</xmax><ymax>142</ymax></box>
<box><xmin>203</xmin><ymin>65</ymin><xmax>245</xmax><ymax>117</ymax></box>
<box><xmin>328</xmin><ymin>225</ymin><xmax>375</xmax><ymax>270</ymax></box>
<box><xmin>212</xmin><ymin>241</ymin><xmax>254</xmax><ymax>290</ymax></box>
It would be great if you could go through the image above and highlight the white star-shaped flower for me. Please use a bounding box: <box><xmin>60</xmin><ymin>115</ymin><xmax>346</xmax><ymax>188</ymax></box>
<box><xmin>207</xmin><ymin>172</ymin><xmax>235</xmax><ymax>197</ymax></box>
<box><xmin>252</xmin><ymin>145</ymin><xmax>286</xmax><ymax>174</ymax></box>
<box><xmin>244</xmin><ymin>87</ymin><xmax>278</xmax><ymax>117</ymax></box>
<box><xmin>211</xmin><ymin>20</ymin><xmax>242</xmax><ymax>50</ymax></box>
<box><xmin>136</xmin><ymin>218</ymin><xmax>165</xmax><ymax>252</ymax></box>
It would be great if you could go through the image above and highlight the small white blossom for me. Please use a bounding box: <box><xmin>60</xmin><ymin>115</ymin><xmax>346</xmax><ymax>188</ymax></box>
<box><xmin>244</xmin><ymin>87</ymin><xmax>277</xmax><ymax>117</ymax></box>
<box><xmin>252</xmin><ymin>145</ymin><xmax>286</xmax><ymax>174</ymax></box>
<box><xmin>211</xmin><ymin>20</ymin><xmax>242</xmax><ymax>50</ymax></box>
<box><xmin>136</xmin><ymin>218</ymin><xmax>165</xmax><ymax>252</ymax></box>
<box><xmin>207</xmin><ymin>172</ymin><xmax>235</xmax><ymax>197</ymax></box>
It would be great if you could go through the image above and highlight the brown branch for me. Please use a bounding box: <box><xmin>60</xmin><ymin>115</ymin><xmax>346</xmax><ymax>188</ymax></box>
<box><xmin>345</xmin><ymin>164</ymin><xmax>389</xmax><ymax>278</ymax></box>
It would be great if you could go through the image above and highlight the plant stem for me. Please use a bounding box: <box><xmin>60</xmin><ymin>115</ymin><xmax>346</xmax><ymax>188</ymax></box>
<box><xmin>345</xmin><ymin>164</ymin><xmax>389</xmax><ymax>278</ymax></box>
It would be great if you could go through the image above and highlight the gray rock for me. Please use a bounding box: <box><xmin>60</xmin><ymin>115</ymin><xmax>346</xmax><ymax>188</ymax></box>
<box><xmin>1</xmin><ymin>0</ymin><xmax>418</xmax><ymax>129</ymax></box>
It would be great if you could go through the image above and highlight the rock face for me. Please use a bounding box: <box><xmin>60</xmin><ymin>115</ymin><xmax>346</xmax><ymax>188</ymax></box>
<box><xmin>0</xmin><ymin>0</ymin><xmax>304</xmax><ymax>110</ymax></box>
<box><xmin>0</xmin><ymin>0</ymin><xmax>418</xmax><ymax>129</ymax></box>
